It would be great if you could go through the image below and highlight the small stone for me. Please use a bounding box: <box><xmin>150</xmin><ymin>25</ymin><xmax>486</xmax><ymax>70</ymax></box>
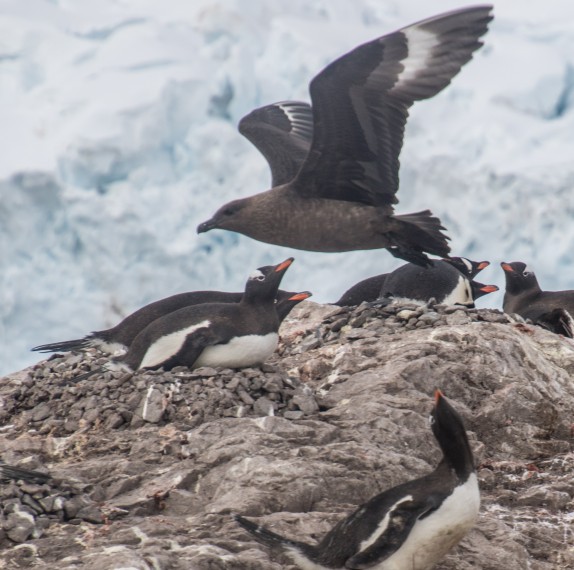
<box><xmin>292</xmin><ymin>385</ymin><xmax>319</xmax><ymax>415</ymax></box>
<box><xmin>31</xmin><ymin>403</ymin><xmax>52</xmax><ymax>422</ymax></box>
<box><xmin>194</xmin><ymin>367</ymin><xmax>218</xmax><ymax>377</ymax></box>
<box><xmin>5</xmin><ymin>507</ymin><xmax>36</xmax><ymax>543</ymax></box>
<box><xmin>76</xmin><ymin>505</ymin><xmax>104</xmax><ymax>524</ymax></box>
<box><xmin>296</xmin><ymin>335</ymin><xmax>322</xmax><ymax>352</ymax></box>
<box><xmin>253</xmin><ymin>396</ymin><xmax>275</xmax><ymax>417</ymax></box>
<box><xmin>226</xmin><ymin>377</ymin><xmax>241</xmax><ymax>390</ymax></box>
<box><xmin>237</xmin><ymin>390</ymin><xmax>254</xmax><ymax>405</ymax></box>
<box><xmin>283</xmin><ymin>411</ymin><xmax>304</xmax><ymax>420</ymax></box>
<box><xmin>329</xmin><ymin>317</ymin><xmax>348</xmax><ymax>332</ymax></box>
<box><xmin>135</xmin><ymin>386</ymin><xmax>167</xmax><ymax>424</ymax></box>
<box><xmin>445</xmin><ymin>311</ymin><xmax>472</xmax><ymax>326</ymax></box>
<box><xmin>262</xmin><ymin>376</ymin><xmax>284</xmax><ymax>393</ymax></box>
<box><xmin>63</xmin><ymin>496</ymin><xmax>92</xmax><ymax>520</ymax></box>
<box><xmin>105</xmin><ymin>413</ymin><xmax>126</xmax><ymax>429</ymax></box>
<box><xmin>418</xmin><ymin>312</ymin><xmax>440</xmax><ymax>324</ymax></box>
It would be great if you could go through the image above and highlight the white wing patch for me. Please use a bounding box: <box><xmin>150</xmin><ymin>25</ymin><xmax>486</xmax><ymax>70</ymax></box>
<box><xmin>358</xmin><ymin>495</ymin><xmax>414</xmax><ymax>553</ymax></box>
<box><xmin>442</xmin><ymin>276</ymin><xmax>473</xmax><ymax>307</ymax></box>
<box><xmin>140</xmin><ymin>320</ymin><xmax>211</xmax><ymax>369</ymax></box>
<box><xmin>392</xmin><ymin>26</ymin><xmax>440</xmax><ymax>91</ymax></box>
<box><xmin>278</xmin><ymin>102</ymin><xmax>308</xmax><ymax>138</ymax></box>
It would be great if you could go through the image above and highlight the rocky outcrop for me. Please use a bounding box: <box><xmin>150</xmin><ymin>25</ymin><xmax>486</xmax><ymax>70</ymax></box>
<box><xmin>0</xmin><ymin>301</ymin><xmax>573</xmax><ymax>569</ymax></box>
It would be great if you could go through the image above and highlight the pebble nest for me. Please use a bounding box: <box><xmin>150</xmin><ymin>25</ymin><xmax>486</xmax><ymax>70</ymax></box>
<box><xmin>6</xmin><ymin>302</ymin><xmax>514</xmax><ymax>438</ymax></box>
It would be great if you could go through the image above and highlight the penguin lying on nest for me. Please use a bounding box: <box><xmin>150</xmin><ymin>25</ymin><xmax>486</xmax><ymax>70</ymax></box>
<box><xmin>32</xmin><ymin>288</ymin><xmax>306</xmax><ymax>356</ymax></box>
<box><xmin>333</xmin><ymin>256</ymin><xmax>491</xmax><ymax>306</ymax></box>
<box><xmin>72</xmin><ymin>259</ymin><xmax>307</xmax><ymax>380</ymax></box>
<box><xmin>234</xmin><ymin>390</ymin><xmax>479</xmax><ymax>570</ymax></box>
<box><xmin>501</xmin><ymin>261</ymin><xmax>574</xmax><ymax>338</ymax></box>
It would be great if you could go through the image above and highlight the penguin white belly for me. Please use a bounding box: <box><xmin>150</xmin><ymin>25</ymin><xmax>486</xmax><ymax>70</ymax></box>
<box><xmin>376</xmin><ymin>474</ymin><xmax>480</xmax><ymax>570</ymax></box>
<box><xmin>194</xmin><ymin>333</ymin><xmax>279</xmax><ymax>369</ymax></box>
<box><xmin>441</xmin><ymin>275</ymin><xmax>473</xmax><ymax>307</ymax></box>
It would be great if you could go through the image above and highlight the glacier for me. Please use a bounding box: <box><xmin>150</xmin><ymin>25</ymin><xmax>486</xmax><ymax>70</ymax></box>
<box><xmin>2</xmin><ymin>0</ymin><xmax>574</xmax><ymax>376</ymax></box>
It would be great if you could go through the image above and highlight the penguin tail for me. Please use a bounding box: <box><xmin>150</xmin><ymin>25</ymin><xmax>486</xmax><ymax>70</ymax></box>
<box><xmin>31</xmin><ymin>337</ymin><xmax>90</xmax><ymax>353</ymax></box>
<box><xmin>0</xmin><ymin>463</ymin><xmax>51</xmax><ymax>484</ymax></box>
<box><xmin>72</xmin><ymin>367</ymin><xmax>104</xmax><ymax>383</ymax></box>
<box><xmin>233</xmin><ymin>514</ymin><xmax>317</xmax><ymax>559</ymax></box>
<box><xmin>389</xmin><ymin>210</ymin><xmax>451</xmax><ymax>267</ymax></box>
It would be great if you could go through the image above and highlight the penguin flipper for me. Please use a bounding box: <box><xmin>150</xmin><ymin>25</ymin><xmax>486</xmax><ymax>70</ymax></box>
<box><xmin>145</xmin><ymin>327</ymin><xmax>223</xmax><ymax>371</ymax></box>
<box><xmin>345</xmin><ymin>496</ymin><xmax>441</xmax><ymax>569</ymax></box>
<box><xmin>535</xmin><ymin>308</ymin><xmax>574</xmax><ymax>338</ymax></box>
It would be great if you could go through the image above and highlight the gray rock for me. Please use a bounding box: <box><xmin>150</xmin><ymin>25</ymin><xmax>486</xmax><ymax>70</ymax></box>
<box><xmin>0</xmin><ymin>301</ymin><xmax>573</xmax><ymax>568</ymax></box>
<box><xmin>135</xmin><ymin>385</ymin><xmax>167</xmax><ymax>424</ymax></box>
<box><xmin>4</xmin><ymin>506</ymin><xmax>36</xmax><ymax>543</ymax></box>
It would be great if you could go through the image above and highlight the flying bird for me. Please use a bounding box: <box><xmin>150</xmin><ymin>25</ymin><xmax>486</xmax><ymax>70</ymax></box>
<box><xmin>198</xmin><ymin>6</ymin><xmax>493</xmax><ymax>266</ymax></box>
<box><xmin>234</xmin><ymin>390</ymin><xmax>479</xmax><ymax>569</ymax></box>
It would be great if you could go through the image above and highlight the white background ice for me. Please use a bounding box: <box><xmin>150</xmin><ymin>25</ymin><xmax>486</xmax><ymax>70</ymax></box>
<box><xmin>2</xmin><ymin>0</ymin><xmax>574</xmax><ymax>375</ymax></box>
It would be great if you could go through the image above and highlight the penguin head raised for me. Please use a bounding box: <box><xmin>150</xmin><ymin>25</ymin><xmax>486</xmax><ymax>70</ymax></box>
<box><xmin>500</xmin><ymin>261</ymin><xmax>540</xmax><ymax>296</ymax></box>
<box><xmin>275</xmin><ymin>291</ymin><xmax>312</xmax><ymax>322</ymax></box>
<box><xmin>243</xmin><ymin>258</ymin><xmax>294</xmax><ymax>302</ymax></box>
<box><xmin>444</xmin><ymin>257</ymin><xmax>490</xmax><ymax>279</ymax></box>
<box><xmin>471</xmin><ymin>281</ymin><xmax>498</xmax><ymax>301</ymax></box>
<box><xmin>430</xmin><ymin>390</ymin><xmax>474</xmax><ymax>480</ymax></box>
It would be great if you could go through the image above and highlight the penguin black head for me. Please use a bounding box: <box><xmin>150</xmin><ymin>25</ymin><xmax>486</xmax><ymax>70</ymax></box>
<box><xmin>500</xmin><ymin>261</ymin><xmax>541</xmax><ymax>296</ymax></box>
<box><xmin>471</xmin><ymin>281</ymin><xmax>498</xmax><ymax>301</ymax></box>
<box><xmin>444</xmin><ymin>257</ymin><xmax>489</xmax><ymax>279</ymax></box>
<box><xmin>430</xmin><ymin>390</ymin><xmax>474</xmax><ymax>480</ymax></box>
<box><xmin>276</xmin><ymin>291</ymin><xmax>312</xmax><ymax>322</ymax></box>
<box><xmin>243</xmin><ymin>258</ymin><xmax>294</xmax><ymax>302</ymax></box>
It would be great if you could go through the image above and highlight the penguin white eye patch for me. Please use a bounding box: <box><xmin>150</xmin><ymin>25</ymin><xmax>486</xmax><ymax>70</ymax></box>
<box><xmin>249</xmin><ymin>269</ymin><xmax>266</xmax><ymax>281</ymax></box>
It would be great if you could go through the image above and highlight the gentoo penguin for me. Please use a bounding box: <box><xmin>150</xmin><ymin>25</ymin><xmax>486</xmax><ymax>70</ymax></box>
<box><xmin>32</xmin><ymin>287</ymin><xmax>301</xmax><ymax>356</ymax></box>
<box><xmin>333</xmin><ymin>273</ymin><xmax>389</xmax><ymax>307</ymax></box>
<box><xmin>444</xmin><ymin>257</ymin><xmax>490</xmax><ymax>280</ymax></box>
<box><xmin>75</xmin><ymin>258</ymin><xmax>295</xmax><ymax>378</ymax></box>
<box><xmin>275</xmin><ymin>291</ymin><xmax>312</xmax><ymax>322</ymax></box>
<box><xmin>501</xmin><ymin>261</ymin><xmax>574</xmax><ymax>337</ymax></box>
<box><xmin>380</xmin><ymin>260</ymin><xmax>476</xmax><ymax>307</ymax></box>
<box><xmin>197</xmin><ymin>6</ymin><xmax>493</xmax><ymax>266</ymax></box>
<box><xmin>333</xmin><ymin>257</ymin><xmax>490</xmax><ymax>306</ymax></box>
<box><xmin>533</xmin><ymin>308</ymin><xmax>574</xmax><ymax>338</ymax></box>
<box><xmin>471</xmin><ymin>281</ymin><xmax>498</xmax><ymax>301</ymax></box>
<box><xmin>0</xmin><ymin>462</ymin><xmax>51</xmax><ymax>484</ymax></box>
<box><xmin>234</xmin><ymin>390</ymin><xmax>479</xmax><ymax>570</ymax></box>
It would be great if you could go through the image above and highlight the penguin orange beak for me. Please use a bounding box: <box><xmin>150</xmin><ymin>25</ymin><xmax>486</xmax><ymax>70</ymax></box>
<box><xmin>477</xmin><ymin>261</ymin><xmax>490</xmax><ymax>270</ymax></box>
<box><xmin>479</xmin><ymin>284</ymin><xmax>498</xmax><ymax>293</ymax></box>
<box><xmin>288</xmin><ymin>291</ymin><xmax>312</xmax><ymax>301</ymax></box>
<box><xmin>434</xmin><ymin>389</ymin><xmax>444</xmax><ymax>404</ymax></box>
<box><xmin>500</xmin><ymin>262</ymin><xmax>514</xmax><ymax>273</ymax></box>
<box><xmin>274</xmin><ymin>258</ymin><xmax>294</xmax><ymax>273</ymax></box>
